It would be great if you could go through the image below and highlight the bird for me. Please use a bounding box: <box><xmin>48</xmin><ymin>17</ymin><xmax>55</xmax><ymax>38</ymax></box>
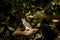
<box><xmin>12</xmin><ymin>18</ymin><xmax>38</xmax><ymax>36</ymax></box>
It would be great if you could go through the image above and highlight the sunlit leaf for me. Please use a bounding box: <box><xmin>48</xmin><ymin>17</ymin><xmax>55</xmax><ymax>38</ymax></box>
<box><xmin>36</xmin><ymin>33</ymin><xmax>42</xmax><ymax>38</ymax></box>
<box><xmin>53</xmin><ymin>12</ymin><xmax>56</xmax><ymax>16</ymax></box>
<box><xmin>26</xmin><ymin>11</ymin><xmax>31</xmax><ymax>16</ymax></box>
<box><xmin>23</xmin><ymin>3</ymin><xmax>26</xmax><ymax>7</ymax></box>
<box><xmin>27</xmin><ymin>15</ymin><xmax>34</xmax><ymax>18</ymax></box>
<box><xmin>52</xmin><ymin>2</ymin><xmax>55</xmax><ymax>5</ymax></box>
<box><xmin>49</xmin><ymin>24</ymin><xmax>56</xmax><ymax>30</ymax></box>
<box><xmin>36</xmin><ymin>23</ymin><xmax>41</xmax><ymax>27</ymax></box>
<box><xmin>58</xmin><ymin>2</ymin><xmax>60</xmax><ymax>5</ymax></box>
<box><xmin>34</xmin><ymin>11</ymin><xmax>45</xmax><ymax>18</ymax></box>
<box><xmin>0</xmin><ymin>27</ymin><xmax>4</xmax><ymax>33</ymax></box>
<box><xmin>52</xmin><ymin>19</ymin><xmax>59</xmax><ymax>23</ymax></box>
<box><xmin>8</xmin><ymin>27</ymin><xmax>15</xmax><ymax>31</ymax></box>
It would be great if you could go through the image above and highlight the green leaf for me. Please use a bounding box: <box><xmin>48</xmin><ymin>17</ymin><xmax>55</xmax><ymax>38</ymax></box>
<box><xmin>53</xmin><ymin>12</ymin><xmax>56</xmax><ymax>16</ymax></box>
<box><xmin>36</xmin><ymin>33</ymin><xmax>42</xmax><ymax>38</ymax></box>
<box><xmin>36</xmin><ymin>23</ymin><xmax>41</xmax><ymax>27</ymax></box>
<box><xmin>0</xmin><ymin>27</ymin><xmax>4</xmax><ymax>33</ymax></box>
<box><xmin>8</xmin><ymin>27</ymin><xmax>15</xmax><ymax>31</ymax></box>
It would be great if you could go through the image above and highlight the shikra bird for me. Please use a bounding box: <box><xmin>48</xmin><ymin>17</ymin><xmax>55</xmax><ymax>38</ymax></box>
<box><xmin>21</xmin><ymin>18</ymin><xmax>32</xmax><ymax>30</ymax></box>
<box><xmin>12</xmin><ymin>18</ymin><xmax>38</xmax><ymax>36</ymax></box>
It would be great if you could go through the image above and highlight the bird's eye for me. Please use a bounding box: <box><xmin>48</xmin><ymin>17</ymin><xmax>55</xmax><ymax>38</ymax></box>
<box><xmin>26</xmin><ymin>29</ymin><xmax>30</xmax><ymax>31</ymax></box>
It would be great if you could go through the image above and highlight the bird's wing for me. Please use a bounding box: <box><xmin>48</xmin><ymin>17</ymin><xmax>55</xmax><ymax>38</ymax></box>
<box><xmin>21</xmin><ymin>18</ymin><xmax>32</xmax><ymax>29</ymax></box>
